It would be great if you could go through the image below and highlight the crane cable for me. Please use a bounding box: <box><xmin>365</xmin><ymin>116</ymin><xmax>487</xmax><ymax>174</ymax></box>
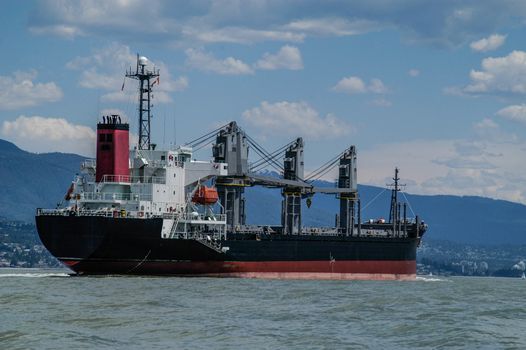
<box><xmin>305</xmin><ymin>151</ymin><xmax>345</xmax><ymax>182</ymax></box>
<box><xmin>400</xmin><ymin>191</ymin><xmax>416</xmax><ymax>217</ymax></box>
<box><xmin>245</xmin><ymin>135</ymin><xmax>285</xmax><ymax>172</ymax></box>
<box><xmin>183</xmin><ymin>123</ymin><xmax>229</xmax><ymax>148</ymax></box>
<box><xmin>360</xmin><ymin>187</ymin><xmax>388</xmax><ymax>213</ymax></box>
<box><xmin>250</xmin><ymin>140</ymin><xmax>295</xmax><ymax>172</ymax></box>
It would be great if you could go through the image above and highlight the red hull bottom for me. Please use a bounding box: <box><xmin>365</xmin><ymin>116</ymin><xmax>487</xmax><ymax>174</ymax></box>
<box><xmin>62</xmin><ymin>259</ymin><xmax>417</xmax><ymax>281</ymax></box>
<box><xmin>199</xmin><ymin>272</ymin><xmax>416</xmax><ymax>280</ymax></box>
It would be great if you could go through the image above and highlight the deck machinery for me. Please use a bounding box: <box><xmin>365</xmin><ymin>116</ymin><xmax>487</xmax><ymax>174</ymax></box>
<box><xmin>210</xmin><ymin>122</ymin><xmax>362</xmax><ymax>237</ymax></box>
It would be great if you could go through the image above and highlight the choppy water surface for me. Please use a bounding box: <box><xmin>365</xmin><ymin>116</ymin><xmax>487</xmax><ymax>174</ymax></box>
<box><xmin>0</xmin><ymin>269</ymin><xmax>525</xmax><ymax>349</ymax></box>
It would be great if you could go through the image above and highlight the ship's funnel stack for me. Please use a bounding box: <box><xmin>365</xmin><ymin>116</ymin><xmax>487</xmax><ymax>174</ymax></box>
<box><xmin>338</xmin><ymin>146</ymin><xmax>358</xmax><ymax>235</ymax></box>
<box><xmin>96</xmin><ymin>114</ymin><xmax>130</xmax><ymax>182</ymax></box>
<box><xmin>282</xmin><ymin>138</ymin><xmax>304</xmax><ymax>235</ymax></box>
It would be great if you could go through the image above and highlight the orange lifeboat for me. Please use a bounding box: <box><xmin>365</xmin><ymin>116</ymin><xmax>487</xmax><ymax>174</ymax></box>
<box><xmin>192</xmin><ymin>186</ymin><xmax>219</xmax><ymax>205</ymax></box>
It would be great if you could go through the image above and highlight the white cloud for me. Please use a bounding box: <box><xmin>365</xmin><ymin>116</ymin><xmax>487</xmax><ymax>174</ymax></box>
<box><xmin>255</xmin><ymin>46</ymin><xmax>303</xmax><ymax>70</ymax></box>
<box><xmin>66</xmin><ymin>43</ymin><xmax>135</xmax><ymax>91</ymax></box>
<box><xmin>1</xmin><ymin>115</ymin><xmax>96</xmax><ymax>156</ymax></box>
<box><xmin>242</xmin><ymin>101</ymin><xmax>351</xmax><ymax>139</ymax></box>
<box><xmin>368</xmin><ymin>78</ymin><xmax>388</xmax><ymax>94</ymax></box>
<box><xmin>371</xmin><ymin>98</ymin><xmax>392</xmax><ymax>107</ymax></box>
<box><xmin>408</xmin><ymin>69</ymin><xmax>420</xmax><ymax>77</ymax></box>
<box><xmin>496</xmin><ymin>104</ymin><xmax>526</xmax><ymax>124</ymax></box>
<box><xmin>0</xmin><ymin>70</ymin><xmax>62</xmax><ymax>110</ymax></box>
<box><xmin>185</xmin><ymin>48</ymin><xmax>254</xmax><ymax>75</ymax></box>
<box><xmin>474</xmin><ymin>117</ymin><xmax>499</xmax><ymax>130</ymax></box>
<box><xmin>432</xmin><ymin>157</ymin><xmax>496</xmax><ymax>170</ymax></box>
<box><xmin>332</xmin><ymin>76</ymin><xmax>367</xmax><ymax>94</ymax></box>
<box><xmin>470</xmin><ymin>34</ymin><xmax>506</xmax><ymax>52</ymax></box>
<box><xmin>66</xmin><ymin>42</ymin><xmax>135</xmax><ymax>71</ymax></box>
<box><xmin>332</xmin><ymin>76</ymin><xmax>388</xmax><ymax>95</ymax></box>
<box><xmin>461</xmin><ymin>50</ymin><xmax>526</xmax><ymax>95</ymax></box>
<box><xmin>358</xmin><ymin>120</ymin><xmax>526</xmax><ymax>204</ymax></box>
<box><xmin>28</xmin><ymin>3</ymin><xmax>380</xmax><ymax>45</ymax></box>
<box><xmin>186</xmin><ymin>46</ymin><xmax>304</xmax><ymax>75</ymax></box>
<box><xmin>283</xmin><ymin>18</ymin><xmax>379</xmax><ymax>37</ymax></box>
<box><xmin>360</xmin><ymin>140</ymin><xmax>526</xmax><ymax>204</ymax></box>
<box><xmin>67</xmin><ymin>43</ymin><xmax>187</xmax><ymax>103</ymax></box>
<box><xmin>158</xmin><ymin>75</ymin><xmax>189</xmax><ymax>93</ymax></box>
<box><xmin>101</xmin><ymin>76</ymin><xmax>188</xmax><ymax>103</ymax></box>
<box><xmin>442</xmin><ymin>86</ymin><xmax>465</xmax><ymax>96</ymax></box>
<box><xmin>186</xmin><ymin>27</ymin><xmax>305</xmax><ymax>45</ymax></box>
<box><xmin>359</xmin><ymin>140</ymin><xmax>455</xmax><ymax>189</ymax></box>
<box><xmin>100</xmin><ymin>91</ymin><xmax>136</xmax><ymax>104</ymax></box>
<box><xmin>28</xmin><ymin>1</ymin><xmax>526</xmax><ymax>47</ymax></box>
<box><xmin>29</xmin><ymin>24</ymin><xmax>84</xmax><ymax>39</ymax></box>
<box><xmin>29</xmin><ymin>0</ymin><xmax>170</xmax><ymax>40</ymax></box>
<box><xmin>473</xmin><ymin>117</ymin><xmax>518</xmax><ymax>143</ymax></box>
<box><xmin>78</xmin><ymin>67</ymin><xmax>123</xmax><ymax>90</ymax></box>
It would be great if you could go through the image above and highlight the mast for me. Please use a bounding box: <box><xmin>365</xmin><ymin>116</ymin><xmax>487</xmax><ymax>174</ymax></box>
<box><xmin>388</xmin><ymin>168</ymin><xmax>405</xmax><ymax>235</ymax></box>
<box><xmin>389</xmin><ymin>167</ymin><xmax>400</xmax><ymax>224</ymax></box>
<box><xmin>125</xmin><ymin>54</ymin><xmax>160</xmax><ymax>150</ymax></box>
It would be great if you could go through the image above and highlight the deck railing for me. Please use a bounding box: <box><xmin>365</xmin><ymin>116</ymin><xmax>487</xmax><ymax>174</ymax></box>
<box><xmin>162</xmin><ymin>212</ymin><xmax>226</xmax><ymax>222</ymax></box>
<box><xmin>80</xmin><ymin>192</ymin><xmax>153</xmax><ymax>201</ymax></box>
<box><xmin>100</xmin><ymin>174</ymin><xmax>165</xmax><ymax>184</ymax></box>
<box><xmin>36</xmin><ymin>208</ymin><xmax>119</xmax><ymax>217</ymax></box>
<box><xmin>81</xmin><ymin>159</ymin><xmax>96</xmax><ymax>169</ymax></box>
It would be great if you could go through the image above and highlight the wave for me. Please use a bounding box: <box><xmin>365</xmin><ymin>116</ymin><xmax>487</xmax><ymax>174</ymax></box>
<box><xmin>0</xmin><ymin>272</ymin><xmax>70</xmax><ymax>278</ymax></box>
<box><xmin>416</xmin><ymin>276</ymin><xmax>450</xmax><ymax>282</ymax></box>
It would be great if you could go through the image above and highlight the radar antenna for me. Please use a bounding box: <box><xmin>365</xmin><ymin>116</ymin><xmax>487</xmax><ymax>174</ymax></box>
<box><xmin>125</xmin><ymin>54</ymin><xmax>160</xmax><ymax>150</ymax></box>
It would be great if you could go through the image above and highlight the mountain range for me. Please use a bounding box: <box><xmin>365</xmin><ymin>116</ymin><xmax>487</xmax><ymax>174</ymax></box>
<box><xmin>0</xmin><ymin>139</ymin><xmax>85</xmax><ymax>221</ymax></box>
<box><xmin>1</xmin><ymin>138</ymin><xmax>525</xmax><ymax>245</ymax></box>
<box><xmin>244</xmin><ymin>176</ymin><xmax>526</xmax><ymax>245</ymax></box>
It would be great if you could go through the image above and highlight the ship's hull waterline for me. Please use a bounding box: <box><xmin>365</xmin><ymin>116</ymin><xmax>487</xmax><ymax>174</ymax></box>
<box><xmin>36</xmin><ymin>215</ymin><xmax>419</xmax><ymax>280</ymax></box>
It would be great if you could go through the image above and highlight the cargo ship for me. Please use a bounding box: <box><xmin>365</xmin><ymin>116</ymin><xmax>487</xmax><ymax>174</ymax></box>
<box><xmin>36</xmin><ymin>55</ymin><xmax>427</xmax><ymax>280</ymax></box>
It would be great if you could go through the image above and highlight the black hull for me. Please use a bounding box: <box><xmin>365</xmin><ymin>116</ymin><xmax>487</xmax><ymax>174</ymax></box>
<box><xmin>36</xmin><ymin>215</ymin><xmax>420</xmax><ymax>280</ymax></box>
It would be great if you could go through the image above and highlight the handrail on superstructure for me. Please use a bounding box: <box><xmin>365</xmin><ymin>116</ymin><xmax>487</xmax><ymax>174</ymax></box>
<box><xmin>162</xmin><ymin>212</ymin><xmax>226</xmax><ymax>222</ymax></box>
<box><xmin>81</xmin><ymin>192</ymin><xmax>153</xmax><ymax>201</ymax></box>
<box><xmin>81</xmin><ymin>159</ymin><xmax>96</xmax><ymax>168</ymax></box>
<box><xmin>100</xmin><ymin>174</ymin><xmax>166</xmax><ymax>184</ymax></box>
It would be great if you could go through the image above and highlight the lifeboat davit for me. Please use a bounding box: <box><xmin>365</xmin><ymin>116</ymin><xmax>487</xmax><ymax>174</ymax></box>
<box><xmin>192</xmin><ymin>186</ymin><xmax>219</xmax><ymax>205</ymax></box>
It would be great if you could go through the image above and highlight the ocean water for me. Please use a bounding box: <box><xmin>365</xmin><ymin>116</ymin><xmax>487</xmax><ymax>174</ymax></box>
<box><xmin>0</xmin><ymin>269</ymin><xmax>525</xmax><ymax>350</ymax></box>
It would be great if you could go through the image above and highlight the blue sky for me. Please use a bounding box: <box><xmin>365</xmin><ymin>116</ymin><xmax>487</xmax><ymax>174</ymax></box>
<box><xmin>1</xmin><ymin>0</ymin><xmax>526</xmax><ymax>203</ymax></box>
